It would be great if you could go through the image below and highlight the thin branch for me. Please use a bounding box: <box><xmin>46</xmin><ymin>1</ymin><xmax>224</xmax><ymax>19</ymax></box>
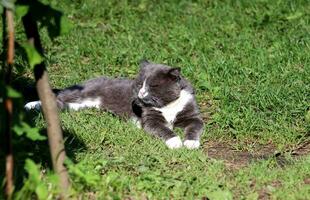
<box><xmin>22</xmin><ymin>13</ymin><xmax>70</xmax><ymax>197</ymax></box>
<box><xmin>4</xmin><ymin>8</ymin><xmax>15</xmax><ymax>199</ymax></box>
<box><xmin>4</xmin><ymin>98</ymin><xmax>13</xmax><ymax>199</ymax></box>
<box><xmin>6</xmin><ymin>10</ymin><xmax>14</xmax><ymax>66</ymax></box>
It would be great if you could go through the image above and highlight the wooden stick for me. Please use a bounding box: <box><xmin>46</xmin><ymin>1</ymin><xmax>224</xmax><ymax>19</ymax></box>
<box><xmin>4</xmin><ymin>8</ymin><xmax>15</xmax><ymax>199</ymax></box>
<box><xmin>22</xmin><ymin>13</ymin><xmax>70</xmax><ymax>197</ymax></box>
<box><xmin>6</xmin><ymin>10</ymin><xmax>14</xmax><ymax>66</ymax></box>
<box><xmin>4</xmin><ymin>99</ymin><xmax>13</xmax><ymax>199</ymax></box>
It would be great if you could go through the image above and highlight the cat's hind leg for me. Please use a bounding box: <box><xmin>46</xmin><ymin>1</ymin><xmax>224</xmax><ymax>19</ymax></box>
<box><xmin>65</xmin><ymin>98</ymin><xmax>101</xmax><ymax>111</ymax></box>
<box><xmin>24</xmin><ymin>85</ymin><xmax>80</xmax><ymax>111</ymax></box>
<box><xmin>24</xmin><ymin>85</ymin><xmax>101</xmax><ymax>111</ymax></box>
<box><xmin>24</xmin><ymin>85</ymin><xmax>75</xmax><ymax>111</ymax></box>
<box><xmin>25</xmin><ymin>98</ymin><xmax>101</xmax><ymax>111</ymax></box>
<box><xmin>24</xmin><ymin>101</ymin><xmax>42</xmax><ymax>111</ymax></box>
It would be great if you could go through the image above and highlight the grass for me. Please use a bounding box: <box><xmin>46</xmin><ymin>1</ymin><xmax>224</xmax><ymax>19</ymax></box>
<box><xmin>2</xmin><ymin>0</ymin><xmax>310</xmax><ymax>199</ymax></box>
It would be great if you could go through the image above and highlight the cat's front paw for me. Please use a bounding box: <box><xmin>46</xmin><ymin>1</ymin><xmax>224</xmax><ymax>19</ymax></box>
<box><xmin>183</xmin><ymin>140</ymin><xmax>200</xmax><ymax>149</ymax></box>
<box><xmin>24</xmin><ymin>101</ymin><xmax>41</xmax><ymax>111</ymax></box>
<box><xmin>165</xmin><ymin>136</ymin><xmax>183</xmax><ymax>149</ymax></box>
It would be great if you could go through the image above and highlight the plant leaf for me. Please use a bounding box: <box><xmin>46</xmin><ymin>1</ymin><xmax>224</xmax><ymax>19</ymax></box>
<box><xmin>16</xmin><ymin>0</ymin><xmax>72</xmax><ymax>39</ymax></box>
<box><xmin>6</xmin><ymin>86</ymin><xmax>22</xmax><ymax>98</ymax></box>
<box><xmin>12</xmin><ymin>124</ymin><xmax>24</xmax><ymax>136</ymax></box>
<box><xmin>286</xmin><ymin>12</ymin><xmax>303</xmax><ymax>20</ymax></box>
<box><xmin>35</xmin><ymin>183</ymin><xmax>48</xmax><ymax>200</ymax></box>
<box><xmin>24</xmin><ymin>159</ymin><xmax>41</xmax><ymax>185</ymax></box>
<box><xmin>60</xmin><ymin>15</ymin><xmax>73</xmax><ymax>35</ymax></box>
<box><xmin>15</xmin><ymin>4</ymin><xmax>29</xmax><ymax>19</ymax></box>
<box><xmin>21</xmin><ymin>43</ymin><xmax>43</xmax><ymax>69</ymax></box>
<box><xmin>305</xmin><ymin>110</ymin><xmax>310</xmax><ymax>124</ymax></box>
<box><xmin>0</xmin><ymin>4</ymin><xmax>3</xmax><ymax>14</ymax></box>
<box><xmin>1</xmin><ymin>0</ymin><xmax>15</xmax><ymax>10</ymax></box>
<box><xmin>13</xmin><ymin>122</ymin><xmax>46</xmax><ymax>141</ymax></box>
<box><xmin>207</xmin><ymin>189</ymin><xmax>233</xmax><ymax>200</ymax></box>
<box><xmin>25</xmin><ymin>126</ymin><xmax>46</xmax><ymax>141</ymax></box>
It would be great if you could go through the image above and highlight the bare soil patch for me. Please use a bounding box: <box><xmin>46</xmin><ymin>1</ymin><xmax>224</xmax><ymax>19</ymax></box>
<box><xmin>203</xmin><ymin>140</ymin><xmax>310</xmax><ymax>169</ymax></box>
<box><xmin>290</xmin><ymin>140</ymin><xmax>310</xmax><ymax>157</ymax></box>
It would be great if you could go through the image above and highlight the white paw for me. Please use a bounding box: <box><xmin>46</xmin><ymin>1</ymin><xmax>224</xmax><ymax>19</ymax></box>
<box><xmin>183</xmin><ymin>140</ymin><xmax>200</xmax><ymax>149</ymax></box>
<box><xmin>130</xmin><ymin>117</ymin><xmax>142</xmax><ymax>129</ymax></box>
<box><xmin>165</xmin><ymin>136</ymin><xmax>183</xmax><ymax>149</ymax></box>
<box><xmin>24</xmin><ymin>101</ymin><xmax>41</xmax><ymax>111</ymax></box>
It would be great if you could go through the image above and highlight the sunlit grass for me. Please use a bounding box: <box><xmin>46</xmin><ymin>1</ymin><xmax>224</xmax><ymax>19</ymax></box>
<box><xmin>9</xmin><ymin>0</ymin><xmax>310</xmax><ymax>199</ymax></box>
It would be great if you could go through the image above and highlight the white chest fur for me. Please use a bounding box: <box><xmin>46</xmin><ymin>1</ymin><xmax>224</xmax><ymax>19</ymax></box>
<box><xmin>153</xmin><ymin>90</ymin><xmax>193</xmax><ymax>125</ymax></box>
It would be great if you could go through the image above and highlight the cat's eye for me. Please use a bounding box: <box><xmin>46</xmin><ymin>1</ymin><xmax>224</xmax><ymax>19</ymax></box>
<box><xmin>149</xmin><ymin>84</ymin><xmax>160</xmax><ymax>88</ymax></box>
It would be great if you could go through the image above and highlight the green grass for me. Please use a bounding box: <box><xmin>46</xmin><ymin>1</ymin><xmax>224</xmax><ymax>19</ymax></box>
<box><xmin>3</xmin><ymin>0</ymin><xmax>310</xmax><ymax>199</ymax></box>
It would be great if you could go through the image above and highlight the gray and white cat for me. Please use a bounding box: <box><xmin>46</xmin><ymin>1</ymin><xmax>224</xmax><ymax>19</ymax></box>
<box><xmin>25</xmin><ymin>60</ymin><xmax>204</xmax><ymax>149</ymax></box>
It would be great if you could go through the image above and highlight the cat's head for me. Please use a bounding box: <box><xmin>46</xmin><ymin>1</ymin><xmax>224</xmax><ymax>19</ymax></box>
<box><xmin>134</xmin><ymin>60</ymin><xmax>184</xmax><ymax>108</ymax></box>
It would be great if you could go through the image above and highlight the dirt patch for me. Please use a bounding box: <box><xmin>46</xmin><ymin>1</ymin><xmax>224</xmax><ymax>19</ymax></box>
<box><xmin>304</xmin><ymin>177</ymin><xmax>310</xmax><ymax>185</ymax></box>
<box><xmin>248</xmin><ymin>179</ymin><xmax>283</xmax><ymax>200</ymax></box>
<box><xmin>203</xmin><ymin>140</ymin><xmax>310</xmax><ymax>169</ymax></box>
<box><xmin>203</xmin><ymin>140</ymin><xmax>276</xmax><ymax>169</ymax></box>
<box><xmin>199</xmin><ymin>99</ymin><xmax>213</xmax><ymax>122</ymax></box>
<box><xmin>291</xmin><ymin>141</ymin><xmax>310</xmax><ymax>157</ymax></box>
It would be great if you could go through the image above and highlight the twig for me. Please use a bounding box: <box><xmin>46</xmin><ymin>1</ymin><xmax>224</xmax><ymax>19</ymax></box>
<box><xmin>22</xmin><ymin>13</ymin><xmax>70</xmax><ymax>197</ymax></box>
<box><xmin>3</xmin><ymin>8</ymin><xmax>15</xmax><ymax>199</ymax></box>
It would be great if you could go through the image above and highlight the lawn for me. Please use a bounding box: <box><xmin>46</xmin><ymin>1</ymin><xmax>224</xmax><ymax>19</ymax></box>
<box><xmin>2</xmin><ymin>0</ymin><xmax>310</xmax><ymax>199</ymax></box>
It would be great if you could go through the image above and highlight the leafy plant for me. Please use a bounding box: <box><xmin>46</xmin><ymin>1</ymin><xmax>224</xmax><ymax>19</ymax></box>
<box><xmin>14</xmin><ymin>159</ymin><xmax>49</xmax><ymax>200</ymax></box>
<box><xmin>1</xmin><ymin>0</ymin><xmax>72</xmax><ymax>198</ymax></box>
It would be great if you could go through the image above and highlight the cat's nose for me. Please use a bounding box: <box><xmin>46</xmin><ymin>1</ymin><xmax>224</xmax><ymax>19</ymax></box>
<box><xmin>138</xmin><ymin>88</ymin><xmax>148</xmax><ymax>99</ymax></box>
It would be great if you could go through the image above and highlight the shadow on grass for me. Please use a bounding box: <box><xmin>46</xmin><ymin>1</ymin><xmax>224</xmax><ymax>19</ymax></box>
<box><xmin>0</xmin><ymin>66</ymin><xmax>86</xmax><ymax>187</ymax></box>
<box><xmin>0</xmin><ymin>74</ymin><xmax>87</xmax><ymax>193</ymax></box>
<box><xmin>0</xmin><ymin>126</ymin><xmax>87</xmax><ymax>192</ymax></box>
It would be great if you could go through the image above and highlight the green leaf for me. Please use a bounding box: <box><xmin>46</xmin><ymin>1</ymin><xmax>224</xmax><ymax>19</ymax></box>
<box><xmin>16</xmin><ymin>0</ymin><xmax>72</xmax><ymax>39</ymax></box>
<box><xmin>286</xmin><ymin>12</ymin><xmax>303</xmax><ymax>20</ymax></box>
<box><xmin>0</xmin><ymin>4</ymin><xmax>3</xmax><ymax>14</ymax></box>
<box><xmin>26</xmin><ymin>127</ymin><xmax>46</xmax><ymax>141</ymax></box>
<box><xmin>24</xmin><ymin>159</ymin><xmax>41</xmax><ymax>184</ymax></box>
<box><xmin>15</xmin><ymin>4</ymin><xmax>29</xmax><ymax>19</ymax></box>
<box><xmin>21</xmin><ymin>43</ymin><xmax>43</xmax><ymax>69</ymax></box>
<box><xmin>207</xmin><ymin>189</ymin><xmax>233</xmax><ymax>200</ymax></box>
<box><xmin>48</xmin><ymin>174</ymin><xmax>59</xmax><ymax>187</ymax></box>
<box><xmin>12</xmin><ymin>124</ymin><xmax>24</xmax><ymax>136</ymax></box>
<box><xmin>6</xmin><ymin>86</ymin><xmax>22</xmax><ymax>98</ymax></box>
<box><xmin>35</xmin><ymin>183</ymin><xmax>48</xmax><ymax>200</ymax></box>
<box><xmin>1</xmin><ymin>0</ymin><xmax>15</xmax><ymax>10</ymax></box>
<box><xmin>67</xmin><ymin>160</ymin><xmax>100</xmax><ymax>186</ymax></box>
<box><xmin>60</xmin><ymin>15</ymin><xmax>73</xmax><ymax>35</ymax></box>
<box><xmin>305</xmin><ymin>110</ymin><xmax>310</xmax><ymax>124</ymax></box>
<box><xmin>13</xmin><ymin>122</ymin><xmax>46</xmax><ymax>141</ymax></box>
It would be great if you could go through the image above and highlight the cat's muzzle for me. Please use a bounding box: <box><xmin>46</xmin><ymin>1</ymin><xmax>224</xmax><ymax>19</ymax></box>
<box><xmin>137</xmin><ymin>96</ymin><xmax>157</xmax><ymax>107</ymax></box>
<box><xmin>139</xmin><ymin>96</ymin><xmax>153</xmax><ymax>106</ymax></box>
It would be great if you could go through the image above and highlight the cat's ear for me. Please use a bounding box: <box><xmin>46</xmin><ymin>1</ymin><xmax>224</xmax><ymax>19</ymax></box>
<box><xmin>168</xmin><ymin>67</ymin><xmax>181</xmax><ymax>81</ymax></box>
<box><xmin>139</xmin><ymin>59</ymin><xmax>150</xmax><ymax>68</ymax></box>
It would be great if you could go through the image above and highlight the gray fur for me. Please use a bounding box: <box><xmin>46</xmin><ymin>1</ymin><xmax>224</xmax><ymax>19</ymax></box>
<box><xmin>56</xmin><ymin>77</ymin><xmax>135</xmax><ymax>118</ymax></box>
<box><xmin>27</xmin><ymin>60</ymin><xmax>204</xmax><ymax>148</ymax></box>
<box><xmin>133</xmin><ymin>61</ymin><xmax>203</xmax><ymax>143</ymax></box>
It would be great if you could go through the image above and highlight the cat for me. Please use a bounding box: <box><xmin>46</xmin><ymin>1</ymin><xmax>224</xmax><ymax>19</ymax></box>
<box><xmin>25</xmin><ymin>60</ymin><xmax>204</xmax><ymax>149</ymax></box>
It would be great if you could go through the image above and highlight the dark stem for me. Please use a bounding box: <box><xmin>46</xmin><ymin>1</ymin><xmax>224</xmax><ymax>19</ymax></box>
<box><xmin>3</xmin><ymin>8</ymin><xmax>15</xmax><ymax>199</ymax></box>
<box><xmin>1</xmin><ymin>10</ymin><xmax>7</xmax><ymax>73</ymax></box>
<box><xmin>4</xmin><ymin>98</ymin><xmax>13</xmax><ymax>200</ymax></box>
<box><xmin>22</xmin><ymin>12</ymin><xmax>70</xmax><ymax>196</ymax></box>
